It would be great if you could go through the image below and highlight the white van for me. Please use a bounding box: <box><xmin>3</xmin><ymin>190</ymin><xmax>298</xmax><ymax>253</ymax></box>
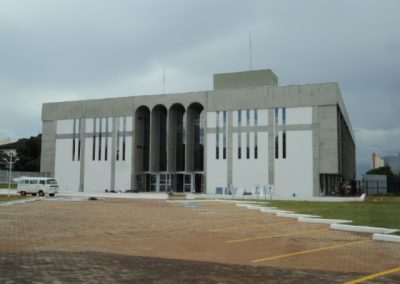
<box><xmin>15</xmin><ymin>177</ymin><xmax>59</xmax><ymax>197</ymax></box>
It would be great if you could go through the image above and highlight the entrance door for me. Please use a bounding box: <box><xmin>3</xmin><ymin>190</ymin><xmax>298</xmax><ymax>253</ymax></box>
<box><xmin>194</xmin><ymin>173</ymin><xmax>204</xmax><ymax>193</ymax></box>
<box><xmin>173</xmin><ymin>174</ymin><xmax>184</xmax><ymax>192</ymax></box>
<box><xmin>184</xmin><ymin>174</ymin><xmax>191</xmax><ymax>193</ymax></box>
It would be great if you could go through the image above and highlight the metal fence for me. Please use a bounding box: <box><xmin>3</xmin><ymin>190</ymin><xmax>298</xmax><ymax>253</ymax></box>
<box><xmin>0</xmin><ymin>170</ymin><xmax>49</xmax><ymax>183</ymax></box>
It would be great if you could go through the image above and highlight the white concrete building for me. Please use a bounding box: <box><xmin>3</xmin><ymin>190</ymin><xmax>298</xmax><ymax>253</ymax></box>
<box><xmin>41</xmin><ymin>69</ymin><xmax>355</xmax><ymax>199</ymax></box>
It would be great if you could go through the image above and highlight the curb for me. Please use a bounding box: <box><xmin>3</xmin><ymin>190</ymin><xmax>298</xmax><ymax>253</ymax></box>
<box><xmin>276</xmin><ymin>213</ymin><xmax>320</xmax><ymax>219</ymax></box>
<box><xmin>331</xmin><ymin>224</ymin><xmax>399</xmax><ymax>234</ymax></box>
<box><xmin>299</xmin><ymin>217</ymin><xmax>352</xmax><ymax>225</ymax></box>
<box><xmin>259</xmin><ymin>207</ymin><xmax>293</xmax><ymax>214</ymax></box>
<box><xmin>235</xmin><ymin>202</ymin><xmax>400</xmax><ymax>244</ymax></box>
<box><xmin>373</xmin><ymin>233</ymin><xmax>400</xmax><ymax>243</ymax></box>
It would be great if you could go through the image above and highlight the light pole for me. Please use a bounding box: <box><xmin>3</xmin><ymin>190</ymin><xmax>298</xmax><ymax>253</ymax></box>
<box><xmin>2</xmin><ymin>152</ymin><xmax>18</xmax><ymax>198</ymax></box>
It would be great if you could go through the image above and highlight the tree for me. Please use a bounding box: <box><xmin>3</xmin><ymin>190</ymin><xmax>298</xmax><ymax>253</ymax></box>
<box><xmin>367</xmin><ymin>166</ymin><xmax>394</xmax><ymax>177</ymax></box>
<box><xmin>14</xmin><ymin>134</ymin><xmax>41</xmax><ymax>172</ymax></box>
<box><xmin>367</xmin><ymin>166</ymin><xmax>400</xmax><ymax>194</ymax></box>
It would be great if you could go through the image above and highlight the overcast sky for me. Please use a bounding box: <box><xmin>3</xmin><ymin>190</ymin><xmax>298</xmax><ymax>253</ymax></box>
<box><xmin>0</xmin><ymin>0</ymin><xmax>399</xmax><ymax>176</ymax></box>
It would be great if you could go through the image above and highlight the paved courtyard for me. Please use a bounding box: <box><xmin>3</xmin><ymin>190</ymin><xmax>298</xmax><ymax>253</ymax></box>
<box><xmin>0</xmin><ymin>198</ymin><xmax>399</xmax><ymax>283</ymax></box>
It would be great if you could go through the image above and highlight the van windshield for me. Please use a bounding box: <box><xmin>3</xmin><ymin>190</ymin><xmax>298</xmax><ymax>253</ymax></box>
<box><xmin>46</xmin><ymin>179</ymin><xmax>57</xmax><ymax>185</ymax></box>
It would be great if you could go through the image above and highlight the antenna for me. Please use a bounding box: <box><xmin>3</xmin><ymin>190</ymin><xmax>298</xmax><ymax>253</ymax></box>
<box><xmin>249</xmin><ymin>33</ymin><xmax>252</xmax><ymax>70</ymax></box>
<box><xmin>162</xmin><ymin>67</ymin><xmax>166</xmax><ymax>95</ymax></box>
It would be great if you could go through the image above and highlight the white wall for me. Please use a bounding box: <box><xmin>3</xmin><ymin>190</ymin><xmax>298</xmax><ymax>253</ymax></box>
<box><xmin>258</xmin><ymin>109</ymin><xmax>268</xmax><ymax>126</ymax></box>
<box><xmin>115</xmin><ymin>136</ymin><xmax>132</xmax><ymax>191</ymax></box>
<box><xmin>206</xmin><ymin>133</ymin><xmax>227</xmax><ymax>193</ymax></box>
<box><xmin>274</xmin><ymin>130</ymin><xmax>313</xmax><ymax>199</ymax></box>
<box><xmin>57</xmin><ymin>119</ymin><xmax>74</xmax><ymax>134</ymax></box>
<box><xmin>84</xmin><ymin>137</ymin><xmax>112</xmax><ymax>192</ymax></box>
<box><xmin>115</xmin><ymin>116</ymin><xmax>132</xmax><ymax>192</ymax></box>
<box><xmin>55</xmin><ymin>139</ymin><xmax>80</xmax><ymax>191</ymax></box>
<box><xmin>286</xmin><ymin>107</ymin><xmax>312</xmax><ymax>125</ymax></box>
<box><xmin>232</xmin><ymin>132</ymin><xmax>268</xmax><ymax>192</ymax></box>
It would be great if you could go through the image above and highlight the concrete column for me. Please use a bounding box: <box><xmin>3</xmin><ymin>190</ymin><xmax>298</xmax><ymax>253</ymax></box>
<box><xmin>185</xmin><ymin>108</ymin><xmax>194</xmax><ymax>172</ymax></box>
<box><xmin>79</xmin><ymin>118</ymin><xmax>86</xmax><ymax>192</ymax></box>
<box><xmin>150</xmin><ymin>109</ymin><xmax>159</xmax><ymax>172</ymax></box>
<box><xmin>131</xmin><ymin>115</ymin><xmax>135</xmax><ymax>191</ymax></box>
<box><xmin>227</xmin><ymin>111</ymin><xmax>233</xmax><ymax>188</ymax></box>
<box><xmin>110</xmin><ymin>117</ymin><xmax>117</xmax><ymax>191</ymax></box>
<box><xmin>168</xmin><ymin>108</ymin><xmax>177</xmax><ymax>172</ymax></box>
<box><xmin>312</xmin><ymin>106</ymin><xmax>320</xmax><ymax>196</ymax></box>
<box><xmin>40</xmin><ymin>120</ymin><xmax>57</xmax><ymax>177</ymax></box>
<box><xmin>268</xmin><ymin>109</ymin><xmax>275</xmax><ymax>185</ymax></box>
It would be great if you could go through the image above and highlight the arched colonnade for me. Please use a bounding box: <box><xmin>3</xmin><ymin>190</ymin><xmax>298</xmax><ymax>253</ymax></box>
<box><xmin>134</xmin><ymin>102</ymin><xmax>204</xmax><ymax>193</ymax></box>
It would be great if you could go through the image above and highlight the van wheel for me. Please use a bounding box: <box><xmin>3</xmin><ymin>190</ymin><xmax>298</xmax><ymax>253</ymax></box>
<box><xmin>38</xmin><ymin>191</ymin><xmax>45</xmax><ymax>197</ymax></box>
<box><xmin>20</xmin><ymin>191</ymin><xmax>26</xmax><ymax>196</ymax></box>
<box><xmin>49</xmin><ymin>193</ymin><xmax>55</xmax><ymax>197</ymax></box>
<box><xmin>32</xmin><ymin>193</ymin><xmax>37</xmax><ymax>196</ymax></box>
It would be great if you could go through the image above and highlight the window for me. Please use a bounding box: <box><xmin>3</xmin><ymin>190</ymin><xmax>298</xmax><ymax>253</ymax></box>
<box><xmin>40</xmin><ymin>180</ymin><xmax>45</xmax><ymax>185</ymax></box>
<box><xmin>98</xmin><ymin>118</ymin><xmax>102</xmax><ymax>160</ymax></box>
<box><xmin>238</xmin><ymin>110</ymin><xmax>242</xmax><ymax>159</ymax></box>
<box><xmin>275</xmin><ymin>109</ymin><xmax>279</xmax><ymax>159</ymax></box>
<box><xmin>223</xmin><ymin>111</ymin><xmax>227</xmax><ymax>159</ymax></box>
<box><xmin>122</xmin><ymin>116</ymin><xmax>126</xmax><ymax>161</ymax></box>
<box><xmin>246</xmin><ymin>110</ymin><xmax>250</xmax><ymax>159</ymax></box>
<box><xmin>105</xmin><ymin>118</ymin><xmax>109</xmax><ymax>161</ymax></box>
<box><xmin>274</xmin><ymin>108</ymin><xmax>287</xmax><ymax>159</ymax></box>
<box><xmin>92</xmin><ymin>118</ymin><xmax>97</xmax><ymax>161</ymax></box>
<box><xmin>282</xmin><ymin>108</ymin><xmax>286</xmax><ymax>159</ymax></box>
<box><xmin>72</xmin><ymin>119</ymin><xmax>76</xmax><ymax>161</ymax></box>
<box><xmin>77</xmin><ymin>118</ymin><xmax>81</xmax><ymax>161</ymax></box>
<box><xmin>216</xmin><ymin>111</ymin><xmax>220</xmax><ymax>159</ymax></box>
<box><xmin>254</xmin><ymin>109</ymin><xmax>258</xmax><ymax>159</ymax></box>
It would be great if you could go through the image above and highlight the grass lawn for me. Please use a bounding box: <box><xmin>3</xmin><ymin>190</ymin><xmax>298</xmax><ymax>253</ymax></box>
<box><xmin>252</xmin><ymin>196</ymin><xmax>400</xmax><ymax>231</ymax></box>
<box><xmin>0</xmin><ymin>183</ymin><xmax>17</xmax><ymax>189</ymax></box>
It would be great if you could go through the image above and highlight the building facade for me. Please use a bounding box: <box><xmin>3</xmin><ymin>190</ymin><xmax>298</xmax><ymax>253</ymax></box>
<box><xmin>372</xmin><ymin>153</ymin><xmax>385</xmax><ymax>169</ymax></box>
<box><xmin>383</xmin><ymin>154</ymin><xmax>400</xmax><ymax>175</ymax></box>
<box><xmin>41</xmin><ymin>69</ymin><xmax>356</xmax><ymax>198</ymax></box>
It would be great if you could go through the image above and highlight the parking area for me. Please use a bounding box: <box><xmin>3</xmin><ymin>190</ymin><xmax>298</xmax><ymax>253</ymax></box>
<box><xmin>0</xmin><ymin>198</ymin><xmax>399</xmax><ymax>283</ymax></box>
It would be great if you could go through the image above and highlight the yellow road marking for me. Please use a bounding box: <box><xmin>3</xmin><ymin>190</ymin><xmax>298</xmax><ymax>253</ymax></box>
<box><xmin>226</xmin><ymin>227</ymin><xmax>329</xmax><ymax>243</ymax></box>
<box><xmin>344</xmin><ymin>267</ymin><xmax>400</xmax><ymax>284</ymax></box>
<box><xmin>253</xmin><ymin>239</ymin><xmax>370</xmax><ymax>263</ymax></box>
<box><xmin>209</xmin><ymin>220</ymin><xmax>297</xmax><ymax>233</ymax></box>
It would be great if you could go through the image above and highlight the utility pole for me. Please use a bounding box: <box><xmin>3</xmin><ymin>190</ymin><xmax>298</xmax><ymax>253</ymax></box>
<box><xmin>3</xmin><ymin>152</ymin><xmax>18</xmax><ymax>198</ymax></box>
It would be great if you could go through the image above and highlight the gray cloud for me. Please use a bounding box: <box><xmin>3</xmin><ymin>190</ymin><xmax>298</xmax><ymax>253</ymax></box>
<box><xmin>1</xmin><ymin>0</ymin><xmax>399</xmax><ymax>176</ymax></box>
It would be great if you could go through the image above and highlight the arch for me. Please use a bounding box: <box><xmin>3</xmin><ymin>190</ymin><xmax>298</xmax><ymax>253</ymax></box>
<box><xmin>168</xmin><ymin>103</ymin><xmax>186</xmax><ymax>172</ymax></box>
<box><xmin>186</xmin><ymin>103</ymin><xmax>204</xmax><ymax>171</ymax></box>
<box><xmin>151</xmin><ymin>104</ymin><xmax>168</xmax><ymax>172</ymax></box>
<box><xmin>134</xmin><ymin>106</ymin><xmax>150</xmax><ymax>192</ymax></box>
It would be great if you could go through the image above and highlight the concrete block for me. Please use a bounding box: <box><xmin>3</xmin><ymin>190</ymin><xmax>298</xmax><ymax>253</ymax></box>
<box><xmin>331</xmin><ymin>224</ymin><xmax>398</xmax><ymax>234</ymax></box>
<box><xmin>276</xmin><ymin>213</ymin><xmax>320</xmax><ymax>219</ymax></box>
<box><xmin>299</xmin><ymin>217</ymin><xmax>352</xmax><ymax>224</ymax></box>
<box><xmin>373</xmin><ymin>233</ymin><xmax>400</xmax><ymax>243</ymax></box>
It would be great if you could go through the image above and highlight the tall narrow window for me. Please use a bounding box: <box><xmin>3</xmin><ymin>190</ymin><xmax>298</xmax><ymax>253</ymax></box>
<box><xmin>98</xmin><ymin>118</ymin><xmax>102</xmax><ymax>160</ymax></box>
<box><xmin>72</xmin><ymin>119</ymin><xmax>76</xmax><ymax>161</ymax></box>
<box><xmin>216</xmin><ymin>111</ymin><xmax>220</xmax><ymax>159</ymax></box>
<box><xmin>238</xmin><ymin>110</ymin><xmax>242</xmax><ymax>159</ymax></box>
<box><xmin>246</xmin><ymin>110</ymin><xmax>250</xmax><ymax>159</ymax></box>
<box><xmin>122</xmin><ymin>116</ymin><xmax>126</xmax><ymax>161</ymax></box>
<box><xmin>77</xmin><ymin>118</ymin><xmax>81</xmax><ymax>161</ymax></box>
<box><xmin>92</xmin><ymin>118</ymin><xmax>97</xmax><ymax>161</ymax></box>
<box><xmin>223</xmin><ymin>111</ymin><xmax>227</xmax><ymax>159</ymax></box>
<box><xmin>275</xmin><ymin>109</ymin><xmax>279</xmax><ymax>159</ymax></box>
<box><xmin>254</xmin><ymin>109</ymin><xmax>258</xmax><ymax>159</ymax></box>
<box><xmin>105</xmin><ymin>118</ymin><xmax>108</xmax><ymax>161</ymax></box>
<box><xmin>282</xmin><ymin>108</ymin><xmax>286</xmax><ymax>159</ymax></box>
<box><xmin>116</xmin><ymin>118</ymin><xmax>120</xmax><ymax>161</ymax></box>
